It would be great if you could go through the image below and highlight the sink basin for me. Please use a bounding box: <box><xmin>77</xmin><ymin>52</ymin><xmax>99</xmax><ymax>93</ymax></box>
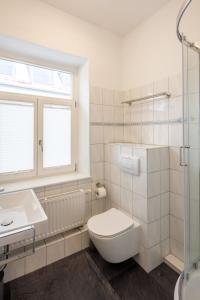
<box><xmin>0</xmin><ymin>189</ymin><xmax>47</xmax><ymax>235</ymax></box>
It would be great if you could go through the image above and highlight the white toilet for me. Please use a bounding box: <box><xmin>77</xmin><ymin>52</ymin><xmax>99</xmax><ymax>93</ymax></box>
<box><xmin>87</xmin><ymin>208</ymin><xmax>140</xmax><ymax>263</ymax></box>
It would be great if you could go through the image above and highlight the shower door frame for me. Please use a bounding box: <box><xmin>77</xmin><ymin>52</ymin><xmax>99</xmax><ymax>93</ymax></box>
<box><xmin>182</xmin><ymin>38</ymin><xmax>200</xmax><ymax>278</ymax></box>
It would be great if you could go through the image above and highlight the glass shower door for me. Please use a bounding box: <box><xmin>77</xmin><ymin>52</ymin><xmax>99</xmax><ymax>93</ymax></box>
<box><xmin>182</xmin><ymin>42</ymin><xmax>200</xmax><ymax>276</ymax></box>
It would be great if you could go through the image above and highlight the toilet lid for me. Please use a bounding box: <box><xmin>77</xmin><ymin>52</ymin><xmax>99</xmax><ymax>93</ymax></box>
<box><xmin>87</xmin><ymin>208</ymin><xmax>134</xmax><ymax>237</ymax></box>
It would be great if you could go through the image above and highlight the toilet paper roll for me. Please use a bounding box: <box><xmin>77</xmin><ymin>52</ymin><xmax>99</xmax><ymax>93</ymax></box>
<box><xmin>96</xmin><ymin>187</ymin><xmax>107</xmax><ymax>199</ymax></box>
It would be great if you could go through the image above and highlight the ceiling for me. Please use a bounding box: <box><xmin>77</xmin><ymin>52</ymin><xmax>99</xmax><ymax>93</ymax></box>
<box><xmin>41</xmin><ymin>0</ymin><xmax>170</xmax><ymax>35</ymax></box>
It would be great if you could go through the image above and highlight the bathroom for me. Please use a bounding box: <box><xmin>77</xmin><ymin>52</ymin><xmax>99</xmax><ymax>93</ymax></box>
<box><xmin>0</xmin><ymin>0</ymin><xmax>199</xmax><ymax>299</ymax></box>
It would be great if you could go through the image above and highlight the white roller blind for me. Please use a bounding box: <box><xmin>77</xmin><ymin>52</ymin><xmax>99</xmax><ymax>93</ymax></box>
<box><xmin>43</xmin><ymin>104</ymin><xmax>71</xmax><ymax>169</ymax></box>
<box><xmin>0</xmin><ymin>100</ymin><xmax>34</xmax><ymax>174</ymax></box>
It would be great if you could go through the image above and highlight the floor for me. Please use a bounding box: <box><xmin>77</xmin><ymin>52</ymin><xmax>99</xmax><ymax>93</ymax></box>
<box><xmin>5</xmin><ymin>248</ymin><xmax>178</xmax><ymax>300</ymax></box>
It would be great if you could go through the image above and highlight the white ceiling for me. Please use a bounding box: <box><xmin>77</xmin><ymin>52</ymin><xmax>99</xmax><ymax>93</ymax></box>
<box><xmin>41</xmin><ymin>0</ymin><xmax>170</xmax><ymax>35</ymax></box>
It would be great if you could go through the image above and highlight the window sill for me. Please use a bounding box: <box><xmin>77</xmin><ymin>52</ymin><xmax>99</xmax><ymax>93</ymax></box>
<box><xmin>0</xmin><ymin>172</ymin><xmax>91</xmax><ymax>194</ymax></box>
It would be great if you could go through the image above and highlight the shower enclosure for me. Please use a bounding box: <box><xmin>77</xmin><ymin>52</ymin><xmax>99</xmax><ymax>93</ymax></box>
<box><xmin>175</xmin><ymin>0</ymin><xmax>200</xmax><ymax>299</ymax></box>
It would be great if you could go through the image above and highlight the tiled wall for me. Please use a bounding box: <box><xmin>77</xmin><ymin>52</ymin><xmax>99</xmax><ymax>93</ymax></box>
<box><xmin>4</xmin><ymin>86</ymin><xmax>123</xmax><ymax>282</ymax></box>
<box><xmin>121</xmin><ymin>74</ymin><xmax>184</xmax><ymax>262</ymax></box>
<box><xmin>4</xmin><ymin>227</ymin><xmax>89</xmax><ymax>282</ymax></box>
<box><xmin>105</xmin><ymin>143</ymin><xmax>170</xmax><ymax>272</ymax></box>
<box><xmin>4</xmin><ymin>76</ymin><xmax>184</xmax><ymax>281</ymax></box>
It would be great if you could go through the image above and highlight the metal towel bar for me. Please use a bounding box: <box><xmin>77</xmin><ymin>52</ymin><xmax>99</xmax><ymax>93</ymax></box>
<box><xmin>121</xmin><ymin>92</ymin><xmax>171</xmax><ymax>106</ymax></box>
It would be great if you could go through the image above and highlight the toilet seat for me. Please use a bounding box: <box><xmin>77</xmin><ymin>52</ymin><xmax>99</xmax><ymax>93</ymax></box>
<box><xmin>87</xmin><ymin>208</ymin><xmax>134</xmax><ymax>238</ymax></box>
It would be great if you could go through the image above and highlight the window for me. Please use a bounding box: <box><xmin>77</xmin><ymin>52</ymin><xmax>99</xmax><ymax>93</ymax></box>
<box><xmin>0</xmin><ymin>59</ymin><xmax>76</xmax><ymax>182</ymax></box>
<box><xmin>0</xmin><ymin>59</ymin><xmax>72</xmax><ymax>98</ymax></box>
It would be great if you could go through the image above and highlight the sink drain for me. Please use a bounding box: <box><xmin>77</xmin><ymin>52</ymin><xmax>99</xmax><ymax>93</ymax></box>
<box><xmin>1</xmin><ymin>218</ymin><xmax>13</xmax><ymax>226</ymax></box>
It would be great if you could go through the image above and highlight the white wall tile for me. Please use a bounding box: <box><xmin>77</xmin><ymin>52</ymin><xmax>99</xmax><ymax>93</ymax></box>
<box><xmin>91</xmin><ymin>162</ymin><xmax>104</xmax><ymax>181</ymax></box>
<box><xmin>161</xmin><ymin>170</ymin><xmax>169</xmax><ymax>193</ymax></box>
<box><xmin>141</xmin><ymin>220</ymin><xmax>160</xmax><ymax>248</ymax></box>
<box><xmin>120</xmin><ymin>144</ymin><xmax>133</xmax><ymax>157</ymax></box>
<box><xmin>124</xmin><ymin>126</ymin><xmax>132</xmax><ymax>142</ymax></box>
<box><xmin>161</xmin><ymin>239</ymin><xmax>170</xmax><ymax>258</ymax></box>
<box><xmin>120</xmin><ymin>188</ymin><xmax>132</xmax><ymax>215</ymax></box>
<box><xmin>114</xmin><ymin>106</ymin><xmax>124</xmax><ymax>123</ymax></box>
<box><xmin>133</xmin><ymin>173</ymin><xmax>147</xmax><ymax>197</ymax></box>
<box><xmin>124</xmin><ymin>107</ymin><xmax>131</xmax><ymax>123</ymax></box>
<box><xmin>170</xmin><ymin>216</ymin><xmax>184</xmax><ymax>244</ymax></box>
<box><xmin>90</xmin><ymin>104</ymin><xmax>103</xmax><ymax>123</ymax></box>
<box><xmin>120</xmin><ymin>171</ymin><xmax>132</xmax><ymax>191</ymax></box>
<box><xmin>142</xmin><ymin>125</ymin><xmax>154</xmax><ymax>144</ymax></box>
<box><xmin>160</xmin><ymin>147</ymin><xmax>169</xmax><ymax>170</ymax></box>
<box><xmin>114</xmin><ymin>126</ymin><xmax>124</xmax><ymax>142</ymax></box>
<box><xmin>64</xmin><ymin>232</ymin><xmax>82</xmax><ymax>257</ymax></box>
<box><xmin>25</xmin><ymin>242</ymin><xmax>46</xmax><ymax>274</ymax></box>
<box><xmin>169</xmin><ymin>147</ymin><xmax>182</xmax><ymax>171</ymax></box>
<box><xmin>148</xmin><ymin>244</ymin><xmax>162</xmax><ymax>272</ymax></box>
<box><xmin>133</xmin><ymin>148</ymin><xmax>147</xmax><ymax>172</ymax></box>
<box><xmin>110</xmin><ymin>144</ymin><xmax>120</xmax><ymax>164</ymax></box>
<box><xmin>154</xmin><ymin>99</ymin><xmax>169</xmax><ymax>121</ymax></box>
<box><xmin>170</xmin><ymin>170</ymin><xmax>184</xmax><ymax>195</ymax></box>
<box><xmin>170</xmin><ymin>239</ymin><xmax>184</xmax><ymax>261</ymax></box>
<box><xmin>103</xmin><ymin>126</ymin><xmax>114</xmax><ymax>143</ymax></box>
<box><xmin>46</xmin><ymin>235</ymin><xmax>65</xmax><ymax>265</ymax></box>
<box><xmin>103</xmin><ymin>105</ymin><xmax>114</xmax><ymax>123</ymax></box>
<box><xmin>132</xmin><ymin>193</ymin><xmax>148</xmax><ymax>222</ymax></box>
<box><xmin>147</xmin><ymin>149</ymin><xmax>160</xmax><ymax>172</ymax></box>
<box><xmin>131</xmin><ymin>103</ymin><xmax>142</xmax><ymax>122</ymax></box>
<box><xmin>104</xmin><ymin>144</ymin><xmax>110</xmax><ymax>162</ymax></box>
<box><xmin>161</xmin><ymin>192</ymin><xmax>170</xmax><ymax>217</ymax></box>
<box><xmin>114</xmin><ymin>91</ymin><xmax>123</xmax><ymax>106</ymax></box>
<box><xmin>170</xmin><ymin>192</ymin><xmax>184</xmax><ymax>220</ymax></box>
<box><xmin>169</xmin><ymin>124</ymin><xmax>183</xmax><ymax>147</ymax></box>
<box><xmin>81</xmin><ymin>229</ymin><xmax>90</xmax><ymax>249</ymax></box>
<box><xmin>90</xmin><ymin>126</ymin><xmax>103</xmax><ymax>144</ymax></box>
<box><xmin>92</xmin><ymin>198</ymin><xmax>106</xmax><ymax>215</ymax></box>
<box><xmin>110</xmin><ymin>164</ymin><xmax>120</xmax><ymax>185</ymax></box>
<box><xmin>104</xmin><ymin>162</ymin><xmax>110</xmax><ymax>181</ymax></box>
<box><xmin>147</xmin><ymin>172</ymin><xmax>160</xmax><ymax>197</ymax></box>
<box><xmin>91</xmin><ymin>144</ymin><xmax>104</xmax><ymax>162</ymax></box>
<box><xmin>148</xmin><ymin>195</ymin><xmax>160</xmax><ymax>222</ymax></box>
<box><xmin>153</xmin><ymin>124</ymin><xmax>169</xmax><ymax>146</ymax></box>
<box><xmin>4</xmin><ymin>258</ymin><xmax>25</xmax><ymax>283</ymax></box>
<box><xmin>161</xmin><ymin>216</ymin><xmax>169</xmax><ymax>241</ymax></box>
<box><xmin>142</xmin><ymin>101</ymin><xmax>154</xmax><ymax>122</ymax></box>
<box><xmin>110</xmin><ymin>184</ymin><xmax>121</xmax><ymax>207</ymax></box>
<box><xmin>44</xmin><ymin>184</ymin><xmax>62</xmax><ymax>197</ymax></box>
<box><xmin>102</xmin><ymin>89</ymin><xmax>114</xmax><ymax>106</ymax></box>
<box><xmin>169</xmin><ymin>97</ymin><xmax>182</xmax><ymax>120</ymax></box>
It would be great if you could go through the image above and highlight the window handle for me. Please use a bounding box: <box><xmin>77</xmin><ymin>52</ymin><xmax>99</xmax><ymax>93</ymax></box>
<box><xmin>39</xmin><ymin>139</ymin><xmax>43</xmax><ymax>152</ymax></box>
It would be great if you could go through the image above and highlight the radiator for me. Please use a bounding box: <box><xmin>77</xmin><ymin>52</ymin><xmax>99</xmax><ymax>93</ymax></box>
<box><xmin>35</xmin><ymin>190</ymin><xmax>86</xmax><ymax>240</ymax></box>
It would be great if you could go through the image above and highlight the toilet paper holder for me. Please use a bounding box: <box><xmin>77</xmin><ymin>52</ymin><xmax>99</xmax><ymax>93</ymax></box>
<box><xmin>96</xmin><ymin>182</ymin><xmax>105</xmax><ymax>188</ymax></box>
<box><xmin>95</xmin><ymin>183</ymin><xmax>107</xmax><ymax>199</ymax></box>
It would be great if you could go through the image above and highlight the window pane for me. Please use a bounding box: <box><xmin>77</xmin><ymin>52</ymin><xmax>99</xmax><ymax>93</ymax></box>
<box><xmin>0</xmin><ymin>101</ymin><xmax>34</xmax><ymax>174</ymax></box>
<box><xmin>43</xmin><ymin>104</ymin><xmax>71</xmax><ymax>168</ymax></box>
<box><xmin>0</xmin><ymin>59</ymin><xmax>72</xmax><ymax>98</ymax></box>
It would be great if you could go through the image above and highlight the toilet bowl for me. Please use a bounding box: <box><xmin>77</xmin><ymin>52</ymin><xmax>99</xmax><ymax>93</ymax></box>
<box><xmin>87</xmin><ymin>208</ymin><xmax>140</xmax><ymax>263</ymax></box>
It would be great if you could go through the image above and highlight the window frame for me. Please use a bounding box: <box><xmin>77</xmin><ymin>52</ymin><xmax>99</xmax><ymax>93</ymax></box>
<box><xmin>0</xmin><ymin>58</ymin><xmax>74</xmax><ymax>100</ymax></box>
<box><xmin>0</xmin><ymin>92</ymin><xmax>38</xmax><ymax>182</ymax></box>
<box><xmin>0</xmin><ymin>72</ymin><xmax>77</xmax><ymax>182</ymax></box>
<box><xmin>37</xmin><ymin>96</ymin><xmax>77</xmax><ymax>177</ymax></box>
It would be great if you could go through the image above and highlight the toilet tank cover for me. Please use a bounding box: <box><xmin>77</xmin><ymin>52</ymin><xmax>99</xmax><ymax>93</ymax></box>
<box><xmin>87</xmin><ymin>208</ymin><xmax>134</xmax><ymax>237</ymax></box>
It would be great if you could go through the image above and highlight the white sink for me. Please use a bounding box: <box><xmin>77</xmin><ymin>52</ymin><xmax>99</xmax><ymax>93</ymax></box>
<box><xmin>0</xmin><ymin>189</ymin><xmax>47</xmax><ymax>235</ymax></box>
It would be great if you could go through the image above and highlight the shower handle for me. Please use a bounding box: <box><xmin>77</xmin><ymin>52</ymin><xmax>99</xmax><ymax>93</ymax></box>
<box><xmin>179</xmin><ymin>146</ymin><xmax>190</xmax><ymax>166</ymax></box>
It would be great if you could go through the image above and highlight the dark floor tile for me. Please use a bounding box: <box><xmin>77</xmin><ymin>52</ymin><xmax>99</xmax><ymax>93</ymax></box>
<box><xmin>149</xmin><ymin>263</ymin><xmax>178</xmax><ymax>299</ymax></box>
<box><xmin>110</xmin><ymin>263</ymin><xmax>174</xmax><ymax>300</ymax></box>
<box><xmin>87</xmin><ymin>248</ymin><xmax>136</xmax><ymax>281</ymax></box>
<box><xmin>5</xmin><ymin>249</ymin><xmax>179</xmax><ymax>300</ymax></box>
<box><xmin>6</xmin><ymin>251</ymin><xmax>118</xmax><ymax>300</ymax></box>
